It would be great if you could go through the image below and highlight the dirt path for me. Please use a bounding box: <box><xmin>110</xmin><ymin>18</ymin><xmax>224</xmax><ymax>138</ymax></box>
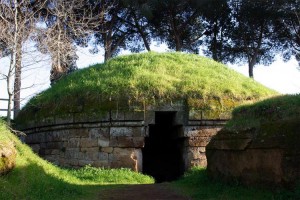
<box><xmin>99</xmin><ymin>183</ymin><xmax>190</xmax><ymax>200</ymax></box>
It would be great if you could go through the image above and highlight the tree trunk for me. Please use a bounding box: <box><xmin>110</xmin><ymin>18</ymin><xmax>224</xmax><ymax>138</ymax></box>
<box><xmin>175</xmin><ymin>37</ymin><xmax>181</xmax><ymax>51</ymax></box>
<box><xmin>132</xmin><ymin>13</ymin><xmax>151</xmax><ymax>51</ymax></box>
<box><xmin>6</xmin><ymin>0</ymin><xmax>19</xmax><ymax>124</ymax></box>
<box><xmin>247</xmin><ymin>22</ymin><xmax>264</xmax><ymax>79</ymax></box>
<box><xmin>7</xmin><ymin>53</ymin><xmax>15</xmax><ymax>125</ymax></box>
<box><xmin>248</xmin><ymin>61</ymin><xmax>254</xmax><ymax>79</ymax></box>
<box><xmin>104</xmin><ymin>38</ymin><xmax>112</xmax><ymax>62</ymax></box>
<box><xmin>212</xmin><ymin>22</ymin><xmax>219</xmax><ymax>61</ymax></box>
<box><xmin>141</xmin><ymin>32</ymin><xmax>151</xmax><ymax>51</ymax></box>
<box><xmin>13</xmin><ymin>42</ymin><xmax>22</xmax><ymax>117</ymax></box>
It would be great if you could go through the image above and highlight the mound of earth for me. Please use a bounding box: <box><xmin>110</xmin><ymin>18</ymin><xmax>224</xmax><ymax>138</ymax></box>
<box><xmin>16</xmin><ymin>52</ymin><xmax>277</xmax><ymax>127</ymax></box>
<box><xmin>206</xmin><ymin>94</ymin><xmax>300</xmax><ymax>186</ymax></box>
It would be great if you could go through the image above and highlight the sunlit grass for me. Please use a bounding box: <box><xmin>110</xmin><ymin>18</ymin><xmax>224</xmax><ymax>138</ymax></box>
<box><xmin>226</xmin><ymin>94</ymin><xmax>300</xmax><ymax>131</ymax></box>
<box><xmin>17</xmin><ymin>52</ymin><xmax>278</xmax><ymax>122</ymax></box>
<box><xmin>0</xmin><ymin>120</ymin><xmax>154</xmax><ymax>200</ymax></box>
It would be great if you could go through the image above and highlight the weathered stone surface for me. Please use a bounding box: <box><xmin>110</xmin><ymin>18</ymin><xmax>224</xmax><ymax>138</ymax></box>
<box><xmin>110</xmin><ymin>149</ymin><xmax>142</xmax><ymax>171</ymax></box>
<box><xmin>101</xmin><ymin>147</ymin><xmax>113</xmax><ymax>153</ymax></box>
<box><xmin>85</xmin><ymin>150</ymin><xmax>99</xmax><ymax>161</ymax></box>
<box><xmin>26</xmin><ymin>132</ymin><xmax>46</xmax><ymax>144</ymax></box>
<box><xmin>207</xmin><ymin>126</ymin><xmax>300</xmax><ymax>186</ymax></box>
<box><xmin>45</xmin><ymin>142</ymin><xmax>64</xmax><ymax>149</ymax></box>
<box><xmin>24</xmin><ymin>112</ymin><xmax>224</xmax><ymax>172</ymax></box>
<box><xmin>65</xmin><ymin>148</ymin><xmax>80</xmax><ymax>159</ymax></box>
<box><xmin>190</xmin><ymin>159</ymin><xmax>207</xmax><ymax>168</ymax></box>
<box><xmin>66</xmin><ymin>138</ymin><xmax>80</xmax><ymax>148</ymax></box>
<box><xmin>98</xmin><ymin>138</ymin><xmax>110</xmax><ymax>147</ymax></box>
<box><xmin>99</xmin><ymin>152</ymin><xmax>109</xmax><ymax>161</ymax></box>
<box><xmin>92</xmin><ymin>160</ymin><xmax>109</xmax><ymax>168</ymax></box>
<box><xmin>89</xmin><ymin>128</ymin><xmax>109</xmax><ymax>139</ymax></box>
<box><xmin>65</xmin><ymin>159</ymin><xmax>79</xmax><ymax>166</ymax></box>
<box><xmin>0</xmin><ymin>141</ymin><xmax>16</xmax><ymax>175</ymax></box>
<box><xmin>110</xmin><ymin>127</ymin><xmax>134</xmax><ymax>137</ymax></box>
<box><xmin>188</xmin><ymin>137</ymin><xmax>211</xmax><ymax>147</ymax></box>
<box><xmin>72</xmin><ymin>129</ymin><xmax>89</xmax><ymax>138</ymax></box>
<box><xmin>47</xmin><ymin>130</ymin><xmax>70</xmax><ymax>141</ymax></box>
<box><xmin>78</xmin><ymin>160</ymin><xmax>93</xmax><ymax>166</ymax></box>
<box><xmin>44</xmin><ymin>149</ymin><xmax>60</xmax><ymax>155</ymax></box>
<box><xmin>110</xmin><ymin>137</ymin><xmax>144</xmax><ymax>148</ymax></box>
<box><xmin>186</xmin><ymin>147</ymin><xmax>207</xmax><ymax>168</ymax></box>
<box><xmin>184</xmin><ymin>126</ymin><xmax>221</xmax><ymax>137</ymax></box>
<box><xmin>80</xmin><ymin>147</ymin><xmax>99</xmax><ymax>153</ymax></box>
<box><xmin>110</xmin><ymin>127</ymin><xmax>145</xmax><ymax>137</ymax></box>
<box><xmin>207</xmin><ymin>138</ymin><xmax>252</xmax><ymax>150</ymax></box>
<box><xmin>80</xmin><ymin>138</ymin><xmax>98</xmax><ymax>148</ymax></box>
<box><xmin>207</xmin><ymin>149</ymin><xmax>284</xmax><ymax>185</ymax></box>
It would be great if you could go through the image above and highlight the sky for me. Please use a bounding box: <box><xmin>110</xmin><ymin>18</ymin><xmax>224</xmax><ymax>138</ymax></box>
<box><xmin>0</xmin><ymin>42</ymin><xmax>300</xmax><ymax>117</ymax></box>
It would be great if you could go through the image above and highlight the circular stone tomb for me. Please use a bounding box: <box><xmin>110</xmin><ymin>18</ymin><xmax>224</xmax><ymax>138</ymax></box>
<box><xmin>16</xmin><ymin>52</ymin><xmax>277</xmax><ymax>182</ymax></box>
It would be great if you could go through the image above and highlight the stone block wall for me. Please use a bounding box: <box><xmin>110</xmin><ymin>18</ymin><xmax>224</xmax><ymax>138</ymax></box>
<box><xmin>206</xmin><ymin>123</ymin><xmax>300</xmax><ymax>186</ymax></box>
<box><xmin>22</xmin><ymin>106</ymin><xmax>226</xmax><ymax>173</ymax></box>
<box><xmin>183</xmin><ymin>120</ymin><xmax>225</xmax><ymax>169</ymax></box>
<box><xmin>25</xmin><ymin>121</ymin><xmax>145</xmax><ymax>171</ymax></box>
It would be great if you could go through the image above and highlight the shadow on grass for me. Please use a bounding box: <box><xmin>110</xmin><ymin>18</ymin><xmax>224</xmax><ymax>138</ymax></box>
<box><xmin>0</xmin><ymin>162</ymin><xmax>122</xmax><ymax>200</ymax></box>
<box><xmin>172</xmin><ymin>168</ymin><xmax>300</xmax><ymax>200</ymax></box>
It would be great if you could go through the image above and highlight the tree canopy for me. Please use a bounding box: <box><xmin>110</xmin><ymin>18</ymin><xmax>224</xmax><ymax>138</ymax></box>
<box><xmin>1</xmin><ymin>0</ymin><xmax>299</xmax><ymax>123</ymax></box>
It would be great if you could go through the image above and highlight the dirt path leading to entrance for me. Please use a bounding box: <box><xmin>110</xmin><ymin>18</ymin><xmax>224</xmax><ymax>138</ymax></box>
<box><xmin>99</xmin><ymin>183</ymin><xmax>190</xmax><ymax>200</ymax></box>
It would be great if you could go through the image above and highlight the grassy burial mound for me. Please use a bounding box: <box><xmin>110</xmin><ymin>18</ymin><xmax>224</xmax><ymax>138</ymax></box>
<box><xmin>16</xmin><ymin>52</ymin><xmax>277</xmax><ymax>124</ymax></box>
<box><xmin>0</xmin><ymin>119</ymin><xmax>154</xmax><ymax>200</ymax></box>
<box><xmin>226</xmin><ymin>94</ymin><xmax>300</xmax><ymax>131</ymax></box>
<box><xmin>207</xmin><ymin>94</ymin><xmax>300</xmax><ymax>186</ymax></box>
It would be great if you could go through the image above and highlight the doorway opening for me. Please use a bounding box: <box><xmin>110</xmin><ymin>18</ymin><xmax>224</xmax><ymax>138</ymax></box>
<box><xmin>142</xmin><ymin>111</ymin><xmax>185</xmax><ymax>183</ymax></box>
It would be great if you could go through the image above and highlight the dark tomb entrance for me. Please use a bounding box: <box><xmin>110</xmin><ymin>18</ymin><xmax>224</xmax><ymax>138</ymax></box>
<box><xmin>143</xmin><ymin>111</ymin><xmax>185</xmax><ymax>183</ymax></box>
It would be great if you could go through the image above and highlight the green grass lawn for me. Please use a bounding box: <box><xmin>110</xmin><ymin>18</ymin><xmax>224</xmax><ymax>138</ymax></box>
<box><xmin>173</xmin><ymin>167</ymin><xmax>300</xmax><ymax>200</ymax></box>
<box><xmin>0</xmin><ymin>119</ymin><xmax>154</xmax><ymax>200</ymax></box>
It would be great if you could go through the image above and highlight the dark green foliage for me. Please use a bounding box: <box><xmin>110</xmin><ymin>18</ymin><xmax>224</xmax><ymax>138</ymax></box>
<box><xmin>224</xmin><ymin>0</ymin><xmax>285</xmax><ymax>78</ymax></box>
<box><xmin>273</xmin><ymin>0</ymin><xmax>300</xmax><ymax>66</ymax></box>
<box><xmin>147</xmin><ymin>0</ymin><xmax>204</xmax><ymax>52</ymax></box>
<box><xmin>200</xmin><ymin>0</ymin><xmax>233</xmax><ymax>62</ymax></box>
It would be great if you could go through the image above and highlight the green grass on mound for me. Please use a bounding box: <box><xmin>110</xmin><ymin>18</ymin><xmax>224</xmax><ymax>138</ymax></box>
<box><xmin>173</xmin><ymin>167</ymin><xmax>300</xmax><ymax>200</ymax></box>
<box><xmin>17</xmin><ymin>52</ymin><xmax>277</xmax><ymax>122</ymax></box>
<box><xmin>0</xmin><ymin>120</ymin><xmax>154</xmax><ymax>200</ymax></box>
<box><xmin>225</xmin><ymin>94</ymin><xmax>300</xmax><ymax>131</ymax></box>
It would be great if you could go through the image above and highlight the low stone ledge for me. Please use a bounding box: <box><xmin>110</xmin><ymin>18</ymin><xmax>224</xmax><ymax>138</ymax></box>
<box><xmin>184</xmin><ymin>126</ymin><xmax>222</xmax><ymax>137</ymax></box>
